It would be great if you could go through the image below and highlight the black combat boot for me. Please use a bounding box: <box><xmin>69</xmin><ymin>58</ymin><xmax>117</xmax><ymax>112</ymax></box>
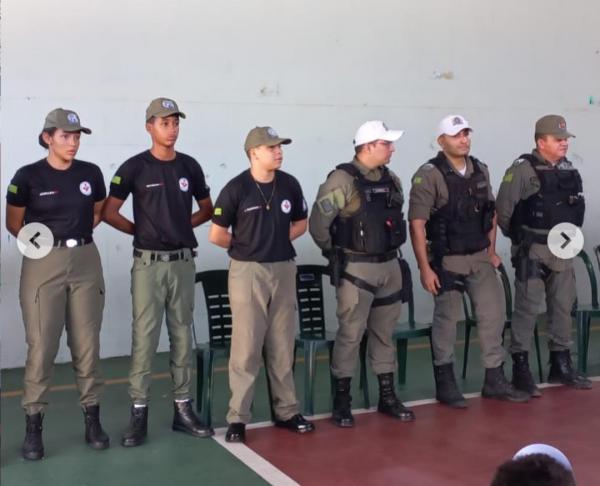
<box><xmin>376</xmin><ymin>373</ymin><xmax>415</xmax><ymax>421</ymax></box>
<box><xmin>548</xmin><ymin>350</ymin><xmax>592</xmax><ymax>389</ymax></box>
<box><xmin>121</xmin><ymin>405</ymin><xmax>148</xmax><ymax>447</ymax></box>
<box><xmin>511</xmin><ymin>352</ymin><xmax>541</xmax><ymax>397</ymax></box>
<box><xmin>331</xmin><ymin>377</ymin><xmax>354</xmax><ymax>427</ymax></box>
<box><xmin>172</xmin><ymin>400</ymin><xmax>214</xmax><ymax>437</ymax></box>
<box><xmin>22</xmin><ymin>413</ymin><xmax>44</xmax><ymax>460</ymax></box>
<box><xmin>433</xmin><ymin>363</ymin><xmax>467</xmax><ymax>408</ymax></box>
<box><xmin>83</xmin><ymin>404</ymin><xmax>110</xmax><ymax>449</ymax></box>
<box><xmin>482</xmin><ymin>365</ymin><xmax>530</xmax><ymax>402</ymax></box>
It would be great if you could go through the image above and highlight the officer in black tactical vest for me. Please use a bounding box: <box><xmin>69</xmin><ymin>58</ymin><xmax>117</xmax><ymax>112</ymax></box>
<box><xmin>409</xmin><ymin>115</ymin><xmax>529</xmax><ymax>408</ymax></box>
<box><xmin>309</xmin><ymin>120</ymin><xmax>415</xmax><ymax>427</ymax></box>
<box><xmin>496</xmin><ymin>114</ymin><xmax>591</xmax><ymax>395</ymax></box>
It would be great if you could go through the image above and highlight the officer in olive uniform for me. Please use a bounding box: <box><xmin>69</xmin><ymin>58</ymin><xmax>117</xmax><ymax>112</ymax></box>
<box><xmin>6</xmin><ymin>108</ymin><xmax>109</xmax><ymax>460</ymax></box>
<box><xmin>409</xmin><ymin>115</ymin><xmax>529</xmax><ymax>408</ymax></box>
<box><xmin>496</xmin><ymin>114</ymin><xmax>591</xmax><ymax>394</ymax></box>
<box><xmin>309</xmin><ymin>120</ymin><xmax>415</xmax><ymax>427</ymax></box>
<box><xmin>103</xmin><ymin>98</ymin><xmax>214</xmax><ymax>446</ymax></box>
<box><xmin>209</xmin><ymin>126</ymin><xmax>314</xmax><ymax>443</ymax></box>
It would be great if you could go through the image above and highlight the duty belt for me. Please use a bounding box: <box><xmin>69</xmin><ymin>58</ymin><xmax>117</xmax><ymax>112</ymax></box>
<box><xmin>344</xmin><ymin>250</ymin><xmax>399</xmax><ymax>263</ymax></box>
<box><xmin>54</xmin><ymin>236</ymin><xmax>93</xmax><ymax>248</ymax></box>
<box><xmin>133</xmin><ymin>249</ymin><xmax>196</xmax><ymax>262</ymax></box>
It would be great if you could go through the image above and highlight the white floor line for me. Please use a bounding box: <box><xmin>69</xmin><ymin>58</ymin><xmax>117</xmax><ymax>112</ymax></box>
<box><xmin>213</xmin><ymin>375</ymin><xmax>600</xmax><ymax>485</ymax></box>
<box><xmin>213</xmin><ymin>430</ymin><xmax>300</xmax><ymax>486</ymax></box>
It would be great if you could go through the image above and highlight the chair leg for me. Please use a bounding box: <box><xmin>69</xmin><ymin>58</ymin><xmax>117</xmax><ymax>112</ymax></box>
<box><xmin>427</xmin><ymin>333</ymin><xmax>435</xmax><ymax>381</ymax></box>
<box><xmin>303</xmin><ymin>343</ymin><xmax>317</xmax><ymax>416</ymax></box>
<box><xmin>328</xmin><ymin>342</ymin><xmax>335</xmax><ymax>408</ymax></box>
<box><xmin>201</xmin><ymin>350</ymin><xmax>214</xmax><ymax>427</ymax></box>
<box><xmin>575</xmin><ymin>311</ymin><xmax>590</xmax><ymax>374</ymax></box>
<box><xmin>196</xmin><ymin>350</ymin><xmax>204</xmax><ymax>413</ymax></box>
<box><xmin>461</xmin><ymin>322</ymin><xmax>473</xmax><ymax>379</ymax></box>
<box><xmin>533</xmin><ymin>324</ymin><xmax>543</xmax><ymax>383</ymax></box>
<box><xmin>583</xmin><ymin>313</ymin><xmax>592</xmax><ymax>374</ymax></box>
<box><xmin>396</xmin><ymin>338</ymin><xmax>408</xmax><ymax>386</ymax></box>
<box><xmin>359</xmin><ymin>334</ymin><xmax>370</xmax><ymax>409</ymax></box>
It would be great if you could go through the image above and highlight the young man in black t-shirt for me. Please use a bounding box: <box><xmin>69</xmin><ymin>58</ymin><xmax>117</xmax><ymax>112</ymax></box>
<box><xmin>209</xmin><ymin>126</ymin><xmax>315</xmax><ymax>443</ymax></box>
<box><xmin>103</xmin><ymin>98</ymin><xmax>214</xmax><ymax>446</ymax></box>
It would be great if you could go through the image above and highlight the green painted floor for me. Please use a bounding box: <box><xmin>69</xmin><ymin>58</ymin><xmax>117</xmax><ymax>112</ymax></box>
<box><xmin>2</xmin><ymin>323</ymin><xmax>599</xmax><ymax>486</ymax></box>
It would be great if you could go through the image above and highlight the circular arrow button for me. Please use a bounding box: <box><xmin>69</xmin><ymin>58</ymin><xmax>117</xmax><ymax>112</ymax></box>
<box><xmin>547</xmin><ymin>223</ymin><xmax>584</xmax><ymax>260</ymax></box>
<box><xmin>17</xmin><ymin>223</ymin><xmax>54</xmax><ymax>259</ymax></box>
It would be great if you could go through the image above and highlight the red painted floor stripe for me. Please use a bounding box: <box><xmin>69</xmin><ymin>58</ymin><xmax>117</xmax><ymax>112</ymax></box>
<box><xmin>243</xmin><ymin>384</ymin><xmax>599</xmax><ymax>486</ymax></box>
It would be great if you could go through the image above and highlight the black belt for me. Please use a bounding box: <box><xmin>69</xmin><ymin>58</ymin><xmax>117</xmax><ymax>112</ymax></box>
<box><xmin>345</xmin><ymin>250</ymin><xmax>398</xmax><ymax>263</ymax></box>
<box><xmin>54</xmin><ymin>236</ymin><xmax>93</xmax><ymax>248</ymax></box>
<box><xmin>133</xmin><ymin>249</ymin><xmax>196</xmax><ymax>262</ymax></box>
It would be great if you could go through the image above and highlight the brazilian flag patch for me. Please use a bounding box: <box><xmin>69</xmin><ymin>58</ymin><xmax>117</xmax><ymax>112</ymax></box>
<box><xmin>503</xmin><ymin>173</ymin><xmax>513</xmax><ymax>183</ymax></box>
<box><xmin>413</xmin><ymin>176</ymin><xmax>422</xmax><ymax>185</ymax></box>
<box><xmin>214</xmin><ymin>207</ymin><xmax>222</xmax><ymax>216</ymax></box>
<box><xmin>111</xmin><ymin>175</ymin><xmax>122</xmax><ymax>185</ymax></box>
<box><xmin>8</xmin><ymin>184</ymin><xmax>18</xmax><ymax>194</ymax></box>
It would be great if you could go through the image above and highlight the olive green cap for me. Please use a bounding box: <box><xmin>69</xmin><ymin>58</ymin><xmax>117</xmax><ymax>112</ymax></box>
<box><xmin>244</xmin><ymin>126</ymin><xmax>291</xmax><ymax>151</ymax></box>
<box><xmin>535</xmin><ymin>114</ymin><xmax>575</xmax><ymax>138</ymax></box>
<box><xmin>43</xmin><ymin>108</ymin><xmax>91</xmax><ymax>134</ymax></box>
<box><xmin>145</xmin><ymin>97</ymin><xmax>186</xmax><ymax>122</ymax></box>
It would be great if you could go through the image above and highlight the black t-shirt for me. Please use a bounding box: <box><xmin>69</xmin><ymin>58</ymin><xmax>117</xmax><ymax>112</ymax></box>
<box><xmin>212</xmin><ymin>169</ymin><xmax>307</xmax><ymax>262</ymax></box>
<box><xmin>6</xmin><ymin>158</ymin><xmax>106</xmax><ymax>240</ymax></box>
<box><xmin>109</xmin><ymin>150</ymin><xmax>210</xmax><ymax>251</ymax></box>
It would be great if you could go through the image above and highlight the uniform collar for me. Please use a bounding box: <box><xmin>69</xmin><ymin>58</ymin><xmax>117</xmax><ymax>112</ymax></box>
<box><xmin>438</xmin><ymin>152</ymin><xmax>473</xmax><ymax>177</ymax></box>
<box><xmin>352</xmin><ymin>157</ymin><xmax>382</xmax><ymax>177</ymax></box>
<box><xmin>532</xmin><ymin>149</ymin><xmax>567</xmax><ymax>167</ymax></box>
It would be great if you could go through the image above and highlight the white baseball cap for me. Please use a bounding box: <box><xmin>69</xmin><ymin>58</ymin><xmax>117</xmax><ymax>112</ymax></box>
<box><xmin>437</xmin><ymin>114</ymin><xmax>472</xmax><ymax>137</ymax></box>
<box><xmin>513</xmin><ymin>443</ymin><xmax>573</xmax><ymax>471</ymax></box>
<box><xmin>354</xmin><ymin>120</ymin><xmax>404</xmax><ymax>147</ymax></box>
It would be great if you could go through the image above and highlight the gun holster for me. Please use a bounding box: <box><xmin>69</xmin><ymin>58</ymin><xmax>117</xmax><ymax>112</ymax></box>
<box><xmin>511</xmin><ymin>254</ymin><xmax>550</xmax><ymax>282</ymax></box>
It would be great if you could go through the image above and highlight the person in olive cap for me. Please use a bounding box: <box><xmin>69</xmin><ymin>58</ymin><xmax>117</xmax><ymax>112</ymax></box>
<box><xmin>103</xmin><ymin>98</ymin><xmax>214</xmax><ymax>446</ymax></box>
<box><xmin>409</xmin><ymin>115</ymin><xmax>529</xmax><ymax>408</ymax></box>
<box><xmin>209</xmin><ymin>126</ymin><xmax>314</xmax><ymax>443</ymax></box>
<box><xmin>496</xmin><ymin>114</ymin><xmax>591</xmax><ymax>394</ymax></box>
<box><xmin>309</xmin><ymin>120</ymin><xmax>415</xmax><ymax>427</ymax></box>
<box><xmin>6</xmin><ymin>108</ymin><xmax>109</xmax><ymax>459</ymax></box>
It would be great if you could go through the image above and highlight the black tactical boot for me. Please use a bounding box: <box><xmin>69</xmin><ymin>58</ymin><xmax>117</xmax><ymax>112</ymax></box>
<box><xmin>121</xmin><ymin>405</ymin><xmax>148</xmax><ymax>447</ymax></box>
<box><xmin>548</xmin><ymin>350</ymin><xmax>592</xmax><ymax>389</ymax></box>
<box><xmin>511</xmin><ymin>352</ymin><xmax>541</xmax><ymax>397</ymax></box>
<box><xmin>172</xmin><ymin>400</ymin><xmax>214</xmax><ymax>437</ymax></box>
<box><xmin>433</xmin><ymin>363</ymin><xmax>467</xmax><ymax>408</ymax></box>
<box><xmin>331</xmin><ymin>377</ymin><xmax>354</xmax><ymax>427</ymax></box>
<box><xmin>482</xmin><ymin>365</ymin><xmax>530</xmax><ymax>402</ymax></box>
<box><xmin>22</xmin><ymin>413</ymin><xmax>44</xmax><ymax>460</ymax></box>
<box><xmin>83</xmin><ymin>405</ymin><xmax>110</xmax><ymax>449</ymax></box>
<box><xmin>376</xmin><ymin>373</ymin><xmax>415</xmax><ymax>421</ymax></box>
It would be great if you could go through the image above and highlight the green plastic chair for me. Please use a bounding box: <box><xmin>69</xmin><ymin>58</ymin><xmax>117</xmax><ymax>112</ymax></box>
<box><xmin>461</xmin><ymin>263</ymin><xmax>544</xmax><ymax>382</ymax></box>
<box><xmin>571</xmin><ymin>249</ymin><xmax>599</xmax><ymax>373</ymax></box>
<box><xmin>391</xmin><ymin>262</ymin><xmax>434</xmax><ymax>386</ymax></box>
<box><xmin>194</xmin><ymin>269</ymin><xmax>274</xmax><ymax>427</ymax></box>
<box><xmin>294</xmin><ymin>265</ymin><xmax>369</xmax><ymax>415</ymax></box>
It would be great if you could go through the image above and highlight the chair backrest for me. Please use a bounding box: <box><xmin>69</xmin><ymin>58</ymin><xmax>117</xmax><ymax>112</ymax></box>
<box><xmin>462</xmin><ymin>263</ymin><xmax>511</xmax><ymax>321</ymax></box>
<box><xmin>296</xmin><ymin>265</ymin><xmax>328</xmax><ymax>338</ymax></box>
<box><xmin>195</xmin><ymin>270</ymin><xmax>232</xmax><ymax>346</ymax></box>
<box><xmin>576</xmin><ymin>249</ymin><xmax>599</xmax><ymax>308</ymax></box>
<box><xmin>594</xmin><ymin>245</ymin><xmax>600</xmax><ymax>274</ymax></box>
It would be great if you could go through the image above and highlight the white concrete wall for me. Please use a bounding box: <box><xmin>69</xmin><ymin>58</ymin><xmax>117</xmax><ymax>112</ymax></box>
<box><xmin>2</xmin><ymin>0</ymin><xmax>599</xmax><ymax>368</ymax></box>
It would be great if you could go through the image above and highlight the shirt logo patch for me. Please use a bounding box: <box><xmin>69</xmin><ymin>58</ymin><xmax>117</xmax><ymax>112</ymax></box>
<box><xmin>214</xmin><ymin>207</ymin><xmax>222</xmax><ymax>216</ymax></box>
<box><xmin>8</xmin><ymin>184</ymin><xmax>18</xmax><ymax>194</ymax></box>
<box><xmin>111</xmin><ymin>175</ymin><xmax>122</xmax><ymax>185</ymax></box>
<box><xmin>179</xmin><ymin>177</ymin><xmax>189</xmax><ymax>192</ymax></box>
<box><xmin>281</xmin><ymin>199</ymin><xmax>291</xmax><ymax>214</ymax></box>
<box><xmin>145</xmin><ymin>182</ymin><xmax>164</xmax><ymax>189</ymax></box>
<box><xmin>79</xmin><ymin>181</ymin><xmax>92</xmax><ymax>196</ymax></box>
<box><xmin>39</xmin><ymin>190</ymin><xmax>59</xmax><ymax>197</ymax></box>
<box><xmin>67</xmin><ymin>113</ymin><xmax>79</xmax><ymax>124</ymax></box>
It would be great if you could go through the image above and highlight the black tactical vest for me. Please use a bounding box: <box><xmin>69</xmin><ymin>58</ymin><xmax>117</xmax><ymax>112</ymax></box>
<box><xmin>426</xmin><ymin>153</ymin><xmax>495</xmax><ymax>258</ymax></box>
<box><xmin>331</xmin><ymin>163</ymin><xmax>406</xmax><ymax>254</ymax></box>
<box><xmin>510</xmin><ymin>154</ymin><xmax>584</xmax><ymax>237</ymax></box>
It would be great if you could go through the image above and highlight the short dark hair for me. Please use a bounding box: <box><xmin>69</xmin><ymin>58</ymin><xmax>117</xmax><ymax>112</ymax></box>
<box><xmin>534</xmin><ymin>133</ymin><xmax>548</xmax><ymax>143</ymax></box>
<box><xmin>491</xmin><ymin>454</ymin><xmax>576</xmax><ymax>486</ymax></box>
<box><xmin>354</xmin><ymin>143</ymin><xmax>367</xmax><ymax>155</ymax></box>
<box><xmin>38</xmin><ymin>128</ymin><xmax>57</xmax><ymax>149</ymax></box>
